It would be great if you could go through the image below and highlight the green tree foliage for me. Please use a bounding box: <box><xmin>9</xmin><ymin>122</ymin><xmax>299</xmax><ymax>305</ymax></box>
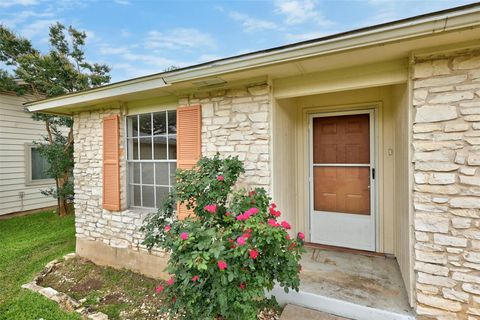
<box><xmin>142</xmin><ymin>155</ymin><xmax>305</xmax><ymax>319</ymax></box>
<box><xmin>0</xmin><ymin>23</ymin><xmax>111</xmax><ymax>215</ymax></box>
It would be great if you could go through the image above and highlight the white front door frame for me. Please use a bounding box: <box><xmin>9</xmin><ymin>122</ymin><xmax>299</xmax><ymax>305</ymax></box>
<box><xmin>308</xmin><ymin>108</ymin><xmax>379</xmax><ymax>252</ymax></box>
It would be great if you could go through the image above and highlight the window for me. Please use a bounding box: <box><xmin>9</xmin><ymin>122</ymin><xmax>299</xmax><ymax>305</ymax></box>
<box><xmin>25</xmin><ymin>144</ymin><xmax>52</xmax><ymax>184</ymax></box>
<box><xmin>126</xmin><ymin>110</ymin><xmax>177</xmax><ymax>208</ymax></box>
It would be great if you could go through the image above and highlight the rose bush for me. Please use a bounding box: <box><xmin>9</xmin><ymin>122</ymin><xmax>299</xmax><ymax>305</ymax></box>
<box><xmin>142</xmin><ymin>155</ymin><xmax>304</xmax><ymax>319</ymax></box>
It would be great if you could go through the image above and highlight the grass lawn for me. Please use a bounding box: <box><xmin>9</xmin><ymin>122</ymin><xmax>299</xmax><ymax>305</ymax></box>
<box><xmin>0</xmin><ymin>210</ymin><xmax>81</xmax><ymax>320</ymax></box>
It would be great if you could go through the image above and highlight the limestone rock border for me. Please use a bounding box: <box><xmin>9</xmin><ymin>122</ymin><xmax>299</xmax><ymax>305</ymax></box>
<box><xmin>21</xmin><ymin>253</ymin><xmax>109</xmax><ymax>320</ymax></box>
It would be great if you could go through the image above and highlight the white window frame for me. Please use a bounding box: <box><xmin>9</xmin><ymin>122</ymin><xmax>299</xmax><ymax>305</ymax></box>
<box><xmin>125</xmin><ymin>110</ymin><xmax>177</xmax><ymax>209</ymax></box>
<box><xmin>24</xmin><ymin>143</ymin><xmax>55</xmax><ymax>186</ymax></box>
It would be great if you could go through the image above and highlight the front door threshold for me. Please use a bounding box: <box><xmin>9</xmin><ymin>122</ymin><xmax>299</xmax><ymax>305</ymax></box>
<box><xmin>271</xmin><ymin>287</ymin><xmax>414</xmax><ymax>320</ymax></box>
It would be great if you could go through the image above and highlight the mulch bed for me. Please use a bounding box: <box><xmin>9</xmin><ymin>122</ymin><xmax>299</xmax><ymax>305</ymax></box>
<box><xmin>37</xmin><ymin>256</ymin><xmax>280</xmax><ymax>320</ymax></box>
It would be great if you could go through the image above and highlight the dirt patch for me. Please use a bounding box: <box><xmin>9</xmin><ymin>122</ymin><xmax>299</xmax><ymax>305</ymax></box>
<box><xmin>39</xmin><ymin>257</ymin><xmax>280</xmax><ymax>320</ymax></box>
<box><xmin>72</xmin><ymin>278</ymin><xmax>103</xmax><ymax>293</ymax></box>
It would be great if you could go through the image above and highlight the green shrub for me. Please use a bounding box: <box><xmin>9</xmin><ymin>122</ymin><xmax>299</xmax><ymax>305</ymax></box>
<box><xmin>142</xmin><ymin>155</ymin><xmax>304</xmax><ymax>319</ymax></box>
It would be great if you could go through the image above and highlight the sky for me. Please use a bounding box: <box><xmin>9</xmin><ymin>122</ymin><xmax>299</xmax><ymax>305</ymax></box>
<box><xmin>0</xmin><ymin>0</ymin><xmax>478</xmax><ymax>82</ymax></box>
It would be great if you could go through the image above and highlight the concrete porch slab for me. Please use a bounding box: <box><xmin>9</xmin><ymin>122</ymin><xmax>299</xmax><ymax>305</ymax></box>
<box><xmin>272</xmin><ymin>249</ymin><xmax>415</xmax><ymax>320</ymax></box>
<box><xmin>280</xmin><ymin>304</ymin><xmax>350</xmax><ymax>320</ymax></box>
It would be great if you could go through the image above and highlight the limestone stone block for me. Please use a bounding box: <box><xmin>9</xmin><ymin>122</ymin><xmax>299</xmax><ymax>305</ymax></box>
<box><xmin>429</xmin><ymin>91</ymin><xmax>474</xmax><ymax>104</ymax></box>
<box><xmin>414</xmin><ymin>213</ymin><xmax>449</xmax><ymax>233</ymax></box>
<box><xmin>442</xmin><ymin>288</ymin><xmax>469</xmax><ymax>303</ymax></box>
<box><xmin>445</xmin><ymin>123</ymin><xmax>470</xmax><ymax>132</ymax></box>
<box><xmin>433</xmin><ymin>234</ymin><xmax>468</xmax><ymax>247</ymax></box>
<box><xmin>417</xmin><ymin>293</ymin><xmax>462</xmax><ymax>312</ymax></box>
<box><xmin>415</xmin><ymin>261</ymin><xmax>449</xmax><ymax>276</ymax></box>
<box><xmin>417</xmin><ymin>272</ymin><xmax>456</xmax><ymax>288</ymax></box>
<box><xmin>452</xmin><ymin>55</ymin><xmax>480</xmax><ymax>70</ymax></box>
<box><xmin>415</xmin><ymin>105</ymin><xmax>458</xmax><ymax>123</ymax></box>
<box><xmin>450</xmin><ymin>197</ymin><xmax>480</xmax><ymax>208</ymax></box>
<box><xmin>414</xmin><ymin>75</ymin><xmax>467</xmax><ymax>88</ymax></box>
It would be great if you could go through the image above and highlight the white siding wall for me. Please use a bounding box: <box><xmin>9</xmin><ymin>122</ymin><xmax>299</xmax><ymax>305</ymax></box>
<box><xmin>0</xmin><ymin>92</ymin><xmax>57</xmax><ymax>215</ymax></box>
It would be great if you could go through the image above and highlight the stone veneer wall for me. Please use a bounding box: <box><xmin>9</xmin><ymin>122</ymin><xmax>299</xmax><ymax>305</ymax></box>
<box><xmin>72</xmin><ymin>83</ymin><xmax>272</xmax><ymax>276</ymax></box>
<box><xmin>73</xmin><ymin>107</ymin><xmax>165</xmax><ymax>258</ymax></box>
<box><xmin>413</xmin><ymin>49</ymin><xmax>480</xmax><ymax>319</ymax></box>
<box><xmin>179</xmin><ymin>83</ymin><xmax>272</xmax><ymax>192</ymax></box>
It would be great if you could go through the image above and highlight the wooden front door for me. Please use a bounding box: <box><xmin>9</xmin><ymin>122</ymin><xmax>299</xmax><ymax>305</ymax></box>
<box><xmin>310</xmin><ymin>111</ymin><xmax>376</xmax><ymax>251</ymax></box>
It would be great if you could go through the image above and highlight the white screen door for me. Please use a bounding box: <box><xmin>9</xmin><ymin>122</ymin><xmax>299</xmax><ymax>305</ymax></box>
<box><xmin>309</xmin><ymin>110</ymin><xmax>376</xmax><ymax>251</ymax></box>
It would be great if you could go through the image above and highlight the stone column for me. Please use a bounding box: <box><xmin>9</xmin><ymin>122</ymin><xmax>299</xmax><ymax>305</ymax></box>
<box><xmin>412</xmin><ymin>49</ymin><xmax>480</xmax><ymax>319</ymax></box>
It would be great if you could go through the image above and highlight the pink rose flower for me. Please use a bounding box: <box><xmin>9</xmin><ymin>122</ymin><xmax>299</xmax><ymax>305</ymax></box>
<box><xmin>236</xmin><ymin>213</ymin><xmax>245</xmax><ymax>221</ymax></box>
<box><xmin>217</xmin><ymin>175</ymin><xmax>224</xmax><ymax>181</ymax></box>
<box><xmin>298</xmin><ymin>232</ymin><xmax>305</xmax><ymax>240</ymax></box>
<box><xmin>180</xmin><ymin>232</ymin><xmax>189</xmax><ymax>240</ymax></box>
<box><xmin>286</xmin><ymin>234</ymin><xmax>291</xmax><ymax>240</ymax></box>
<box><xmin>268</xmin><ymin>219</ymin><xmax>279</xmax><ymax>227</ymax></box>
<box><xmin>249</xmin><ymin>249</ymin><xmax>259</xmax><ymax>259</ymax></box>
<box><xmin>156</xmin><ymin>285</ymin><xmax>164</xmax><ymax>293</ymax></box>
<box><xmin>204</xmin><ymin>204</ymin><xmax>217</xmax><ymax>213</ymax></box>
<box><xmin>239</xmin><ymin>283</ymin><xmax>246</xmax><ymax>289</ymax></box>
<box><xmin>248</xmin><ymin>207</ymin><xmax>259</xmax><ymax>215</ymax></box>
<box><xmin>281</xmin><ymin>221</ymin><xmax>291</xmax><ymax>230</ymax></box>
<box><xmin>191</xmin><ymin>275</ymin><xmax>200</xmax><ymax>282</ymax></box>
<box><xmin>225</xmin><ymin>212</ymin><xmax>230</xmax><ymax>217</ymax></box>
<box><xmin>217</xmin><ymin>260</ymin><xmax>228</xmax><ymax>270</ymax></box>
<box><xmin>167</xmin><ymin>277</ymin><xmax>175</xmax><ymax>285</ymax></box>
<box><xmin>237</xmin><ymin>236</ymin><xmax>246</xmax><ymax>246</ymax></box>
<box><xmin>270</xmin><ymin>203</ymin><xmax>277</xmax><ymax>209</ymax></box>
<box><xmin>164</xmin><ymin>225</ymin><xmax>171</xmax><ymax>232</ymax></box>
<box><xmin>269</xmin><ymin>207</ymin><xmax>281</xmax><ymax>217</ymax></box>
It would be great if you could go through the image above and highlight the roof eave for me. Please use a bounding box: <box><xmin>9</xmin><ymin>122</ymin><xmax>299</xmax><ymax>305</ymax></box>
<box><xmin>26</xmin><ymin>3</ymin><xmax>480</xmax><ymax>113</ymax></box>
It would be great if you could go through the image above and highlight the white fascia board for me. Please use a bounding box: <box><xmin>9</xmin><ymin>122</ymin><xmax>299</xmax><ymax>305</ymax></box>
<box><xmin>27</xmin><ymin>77</ymin><xmax>169</xmax><ymax>112</ymax></box>
<box><xmin>27</xmin><ymin>5</ymin><xmax>480</xmax><ymax>112</ymax></box>
<box><xmin>163</xmin><ymin>7</ymin><xmax>480</xmax><ymax>83</ymax></box>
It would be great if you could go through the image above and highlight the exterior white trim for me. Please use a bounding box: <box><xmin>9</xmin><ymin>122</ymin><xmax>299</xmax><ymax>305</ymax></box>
<box><xmin>308</xmin><ymin>109</ymin><xmax>378</xmax><ymax>251</ymax></box>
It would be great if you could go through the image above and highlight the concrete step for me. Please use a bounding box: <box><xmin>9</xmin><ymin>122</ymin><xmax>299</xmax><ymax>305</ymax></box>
<box><xmin>280</xmin><ymin>304</ymin><xmax>350</xmax><ymax>320</ymax></box>
<box><xmin>271</xmin><ymin>286</ymin><xmax>415</xmax><ymax>320</ymax></box>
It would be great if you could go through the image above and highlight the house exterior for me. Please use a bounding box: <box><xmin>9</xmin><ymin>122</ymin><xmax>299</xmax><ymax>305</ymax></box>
<box><xmin>27</xmin><ymin>4</ymin><xmax>480</xmax><ymax>319</ymax></box>
<box><xmin>0</xmin><ymin>92</ymin><xmax>57</xmax><ymax>216</ymax></box>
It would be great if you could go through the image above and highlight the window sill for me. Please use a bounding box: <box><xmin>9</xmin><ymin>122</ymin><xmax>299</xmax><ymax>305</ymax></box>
<box><xmin>25</xmin><ymin>179</ymin><xmax>56</xmax><ymax>187</ymax></box>
<box><xmin>126</xmin><ymin>207</ymin><xmax>157</xmax><ymax>214</ymax></box>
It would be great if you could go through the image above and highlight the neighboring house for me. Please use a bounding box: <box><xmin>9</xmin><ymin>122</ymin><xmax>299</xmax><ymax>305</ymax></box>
<box><xmin>0</xmin><ymin>92</ymin><xmax>57</xmax><ymax>216</ymax></box>
<box><xmin>27</xmin><ymin>3</ymin><xmax>480</xmax><ymax>320</ymax></box>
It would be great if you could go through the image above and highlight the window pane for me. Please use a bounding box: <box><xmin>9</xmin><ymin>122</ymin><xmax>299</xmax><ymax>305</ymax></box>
<box><xmin>127</xmin><ymin>115</ymin><xmax>138</xmax><ymax>137</ymax></box>
<box><xmin>153</xmin><ymin>112</ymin><xmax>166</xmax><ymax>135</ymax></box>
<box><xmin>139</xmin><ymin>137</ymin><xmax>152</xmax><ymax>160</ymax></box>
<box><xmin>169</xmin><ymin>163</ymin><xmax>177</xmax><ymax>185</ymax></box>
<box><xmin>139</xmin><ymin>114</ymin><xmax>152</xmax><ymax>136</ymax></box>
<box><xmin>129</xmin><ymin>162</ymin><xmax>140</xmax><ymax>184</ymax></box>
<box><xmin>153</xmin><ymin>136</ymin><xmax>167</xmax><ymax>160</ymax></box>
<box><xmin>142</xmin><ymin>186</ymin><xmax>155</xmax><ymax>207</ymax></box>
<box><xmin>31</xmin><ymin>148</ymin><xmax>50</xmax><ymax>180</ymax></box>
<box><xmin>155</xmin><ymin>163</ymin><xmax>169</xmax><ymax>186</ymax></box>
<box><xmin>156</xmin><ymin>187</ymin><xmax>169</xmax><ymax>207</ymax></box>
<box><xmin>168</xmin><ymin>110</ymin><xmax>177</xmax><ymax>134</ymax></box>
<box><xmin>127</xmin><ymin>138</ymin><xmax>139</xmax><ymax>160</ymax></box>
<box><xmin>168</xmin><ymin>135</ymin><xmax>177</xmax><ymax>160</ymax></box>
<box><xmin>142</xmin><ymin>163</ymin><xmax>154</xmax><ymax>185</ymax></box>
<box><xmin>131</xmin><ymin>184</ymin><xmax>141</xmax><ymax>206</ymax></box>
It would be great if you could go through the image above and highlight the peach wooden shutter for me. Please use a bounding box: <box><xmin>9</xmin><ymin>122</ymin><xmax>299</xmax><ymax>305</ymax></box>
<box><xmin>176</xmin><ymin>104</ymin><xmax>202</xmax><ymax>219</ymax></box>
<box><xmin>102</xmin><ymin>115</ymin><xmax>121</xmax><ymax>211</ymax></box>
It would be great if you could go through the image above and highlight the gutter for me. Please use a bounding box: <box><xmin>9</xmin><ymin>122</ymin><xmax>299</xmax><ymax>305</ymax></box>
<box><xmin>26</xmin><ymin>3</ymin><xmax>480</xmax><ymax>112</ymax></box>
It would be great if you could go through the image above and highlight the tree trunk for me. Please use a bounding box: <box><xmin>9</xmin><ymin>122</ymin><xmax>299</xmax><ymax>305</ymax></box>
<box><xmin>58</xmin><ymin>195</ymin><xmax>68</xmax><ymax>216</ymax></box>
<box><xmin>57</xmin><ymin>170</ymin><xmax>70</xmax><ymax>216</ymax></box>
